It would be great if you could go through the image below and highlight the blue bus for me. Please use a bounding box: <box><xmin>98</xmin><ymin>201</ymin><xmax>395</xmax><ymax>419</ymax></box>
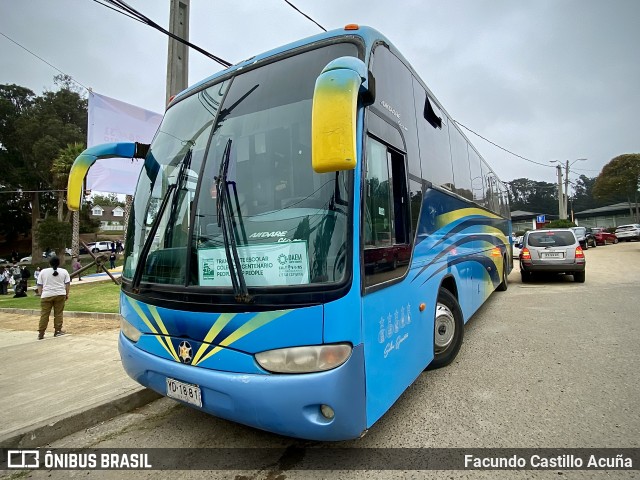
<box><xmin>68</xmin><ymin>25</ymin><xmax>512</xmax><ymax>441</ymax></box>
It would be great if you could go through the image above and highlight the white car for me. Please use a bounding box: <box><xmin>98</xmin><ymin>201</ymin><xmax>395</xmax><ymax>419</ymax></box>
<box><xmin>614</xmin><ymin>224</ymin><xmax>640</xmax><ymax>242</ymax></box>
<box><xmin>512</xmin><ymin>236</ymin><xmax>523</xmax><ymax>259</ymax></box>
<box><xmin>86</xmin><ymin>241</ymin><xmax>112</xmax><ymax>253</ymax></box>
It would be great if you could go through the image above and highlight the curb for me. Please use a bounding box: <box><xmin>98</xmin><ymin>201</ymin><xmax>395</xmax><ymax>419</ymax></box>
<box><xmin>0</xmin><ymin>388</ymin><xmax>162</xmax><ymax>448</ymax></box>
<box><xmin>0</xmin><ymin>308</ymin><xmax>119</xmax><ymax>320</ymax></box>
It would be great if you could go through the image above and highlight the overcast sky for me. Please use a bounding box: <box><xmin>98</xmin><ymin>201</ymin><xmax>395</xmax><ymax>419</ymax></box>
<box><xmin>1</xmin><ymin>0</ymin><xmax>639</xmax><ymax>187</ymax></box>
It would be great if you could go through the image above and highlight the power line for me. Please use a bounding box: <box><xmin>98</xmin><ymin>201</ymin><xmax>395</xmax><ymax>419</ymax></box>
<box><xmin>0</xmin><ymin>31</ymin><xmax>90</xmax><ymax>92</ymax></box>
<box><xmin>92</xmin><ymin>0</ymin><xmax>232</xmax><ymax>68</ymax></box>
<box><xmin>454</xmin><ymin>120</ymin><xmax>555</xmax><ymax>169</ymax></box>
<box><xmin>283</xmin><ymin>0</ymin><xmax>327</xmax><ymax>32</ymax></box>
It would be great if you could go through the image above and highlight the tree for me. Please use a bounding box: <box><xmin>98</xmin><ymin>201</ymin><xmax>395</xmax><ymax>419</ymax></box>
<box><xmin>0</xmin><ymin>80</ymin><xmax>87</xmax><ymax>258</ymax></box>
<box><xmin>593</xmin><ymin>154</ymin><xmax>640</xmax><ymax>222</ymax></box>
<box><xmin>52</xmin><ymin>143</ymin><xmax>85</xmax><ymax>221</ymax></box>
<box><xmin>507</xmin><ymin>178</ymin><xmax>558</xmax><ymax>214</ymax></box>
<box><xmin>34</xmin><ymin>216</ymin><xmax>72</xmax><ymax>264</ymax></box>
<box><xmin>92</xmin><ymin>193</ymin><xmax>124</xmax><ymax>207</ymax></box>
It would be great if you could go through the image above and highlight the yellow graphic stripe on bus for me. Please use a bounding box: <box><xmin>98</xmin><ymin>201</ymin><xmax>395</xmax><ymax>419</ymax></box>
<box><xmin>125</xmin><ymin>297</ymin><xmax>179</xmax><ymax>362</ymax></box>
<box><xmin>193</xmin><ymin>310</ymin><xmax>291</xmax><ymax>366</ymax></box>
<box><xmin>191</xmin><ymin>313</ymin><xmax>236</xmax><ymax>366</ymax></box>
<box><xmin>436</xmin><ymin>208</ymin><xmax>500</xmax><ymax>229</ymax></box>
<box><xmin>480</xmin><ymin>225</ymin><xmax>509</xmax><ymax>246</ymax></box>
<box><xmin>148</xmin><ymin>305</ymin><xmax>180</xmax><ymax>362</ymax></box>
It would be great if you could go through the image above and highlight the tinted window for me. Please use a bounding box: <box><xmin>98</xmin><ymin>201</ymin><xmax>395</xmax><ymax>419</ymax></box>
<box><xmin>468</xmin><ymin>148</ymin><xmax>484</xmax><ymax>204</ymax></box>
<box><xmin>369</xmin><ymin>45</ymin><xmax>420</xmax><ymax>176</ymax></box>
<box><xmin>527</xmin><ymin>231</ymin><xmax>576</xmax><ymax>247</ymax></box>
<box><xmin>412</xmin><ymin>80</ymin><xmax>453</xmax><ymax>189</ymax></box>
<box><xmin>449</xmin><ymin>126</ymin><xmax>473</xmax><ymax>200</ymax></box>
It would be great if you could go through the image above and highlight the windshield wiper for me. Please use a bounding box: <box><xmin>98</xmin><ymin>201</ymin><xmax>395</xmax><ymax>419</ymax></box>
<box><xmin>131</xmin><ymin>146</ymin><xmax>193</xmax><ymax>293</ymax></box>
<box><xmin>216</xmin><ymin>139</ymin><xmax>252</xmax><ymax>303</ymax></box>
<box><xmin>165</xmin><ymin>143</ymin><xmax>194</xmax><ymax>244</ymax></box>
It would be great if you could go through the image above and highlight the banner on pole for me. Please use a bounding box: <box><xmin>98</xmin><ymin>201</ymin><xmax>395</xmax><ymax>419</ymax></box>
<box><xmin>86</xmin><ymin>92</ymin><xmax>163</xmax><ymax>195</ymax></box>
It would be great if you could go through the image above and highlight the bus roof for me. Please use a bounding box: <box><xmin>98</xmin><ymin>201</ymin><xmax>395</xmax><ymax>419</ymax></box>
<box><xmin>172</xmin><ymin>25</ymin><xmax>390</xmax><ymax>105</ymax></box>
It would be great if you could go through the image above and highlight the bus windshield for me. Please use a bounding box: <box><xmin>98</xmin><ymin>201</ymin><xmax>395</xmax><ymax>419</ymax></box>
<box><xmin>123</xmin><ymin>42</ymin><xmax>358</xmax><ymax>290</ymax></box>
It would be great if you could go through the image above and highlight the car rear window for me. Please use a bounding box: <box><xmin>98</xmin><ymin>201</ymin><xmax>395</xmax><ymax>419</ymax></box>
<box><xmin>527</xmin><ymin>231</ymin><xmax>576</xmax><ymax>247</ymax></box>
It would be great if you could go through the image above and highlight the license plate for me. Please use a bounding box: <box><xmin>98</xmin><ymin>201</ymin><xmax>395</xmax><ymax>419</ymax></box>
<box><xmin>542</xmin><ymin>252</ymin><xmax>563</xmax><ymax>259</ymax></box>
<box><xmin>166</xmin><ymin>378</ymin><xmax>202</xmax><ymax>407</ymax></box>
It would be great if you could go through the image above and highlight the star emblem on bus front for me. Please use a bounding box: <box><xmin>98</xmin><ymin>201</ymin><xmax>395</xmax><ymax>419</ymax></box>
<box><xmin>179</xmin><ymin>341</ymin><xmax>192</xmax><ymax>364</ymax></box>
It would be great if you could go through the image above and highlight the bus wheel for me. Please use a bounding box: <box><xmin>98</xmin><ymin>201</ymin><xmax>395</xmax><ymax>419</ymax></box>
<box><xmin>496</xmin><ymin>257</ymin><xmax>508</xmax><ymax>291</ymax></box>
<box><xmin>427</xmin><ymin>288</ymin><xmax>464</xmax><ymax>370</ymax></box>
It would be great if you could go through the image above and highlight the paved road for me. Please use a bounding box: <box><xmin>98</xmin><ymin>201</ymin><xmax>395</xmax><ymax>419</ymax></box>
<box><xmin>9</xmin><ymin>241</ymin><xmax>640</xmax><ymax>479</ymax></box>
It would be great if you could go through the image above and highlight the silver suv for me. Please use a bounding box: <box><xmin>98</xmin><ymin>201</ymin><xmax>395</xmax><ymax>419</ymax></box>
<box><xmin>614</xmin><ymin>224</ymin><xmax>640</xmax><ymax>242</ymax></box>
<box><xmin>518</xmin><ymin>229</ymin><xmax>586</xmax><ymax>283</ymax></box>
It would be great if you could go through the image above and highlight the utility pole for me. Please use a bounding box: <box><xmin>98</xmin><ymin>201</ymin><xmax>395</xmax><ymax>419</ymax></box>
<box><xmin>166</xmin><ymin>0</ymin><xmax>190</xmax><ymax>104</ymax></box>
<box><xmin>556</xmin><ymin>164</ymin><xmax>565</xmax><ymax>220</ymax></box>
<box><xmin>564</xmin><ymin>160</ymin><xmax>570</xmax><ymax>221</ymax></box>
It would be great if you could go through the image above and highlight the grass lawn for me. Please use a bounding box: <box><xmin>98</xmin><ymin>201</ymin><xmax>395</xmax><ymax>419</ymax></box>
<box><xmin>0</xmin><ymin>281</ymin><xmax>120</xmax><ymax>313</ymax></box>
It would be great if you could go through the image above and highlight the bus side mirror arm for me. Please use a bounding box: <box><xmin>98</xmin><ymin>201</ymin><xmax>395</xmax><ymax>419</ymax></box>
<box><xmin>311</xmin><ymin>56</ymin><xmax>370</xmax><ymax>173</ymax></box>
<box><xmin>66</xmin><ymin>142</ymin><xmax>150</xmax><ymax>211</ymax></box>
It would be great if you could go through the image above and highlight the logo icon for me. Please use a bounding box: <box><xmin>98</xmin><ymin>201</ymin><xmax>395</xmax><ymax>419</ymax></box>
<box><xmin>178</xmin><ymin>341</ymin><xmax>192</xmax><ymax>363</ymax></box>
<box><xmin>277</xmin><ymin>253</ymin><xmax>287</xmax><ymax>265</ymax></box>
<box><xmin>8</xmin><ymin>450</ymin><xmax>39</xmax><ymax>469</ymax></box>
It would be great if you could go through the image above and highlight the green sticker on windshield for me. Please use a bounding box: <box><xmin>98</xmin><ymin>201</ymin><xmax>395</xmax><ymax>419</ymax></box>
<box><xmin>198</xmin><ymin>241</ymin><xmax>309</xmax><ymax>287</ymax></box>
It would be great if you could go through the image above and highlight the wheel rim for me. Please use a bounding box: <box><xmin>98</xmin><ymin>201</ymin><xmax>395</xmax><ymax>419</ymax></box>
<box><xmin>434</xmin><ymin>302</ymin><xmax>456</xmax><ymax>354</ymax></box>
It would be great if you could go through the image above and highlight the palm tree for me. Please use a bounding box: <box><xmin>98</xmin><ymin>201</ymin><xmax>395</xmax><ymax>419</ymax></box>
<box><xmin>51</xmin><ymin>143</ymin><xmax>85</xmax><ymax>258</ymax></box>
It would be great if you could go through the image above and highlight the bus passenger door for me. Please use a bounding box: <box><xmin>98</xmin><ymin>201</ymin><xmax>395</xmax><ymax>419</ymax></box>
<box><xmin>362</xmin><ymin>136</ymin><xmax>430</xmax><ymax>427</ymax></box>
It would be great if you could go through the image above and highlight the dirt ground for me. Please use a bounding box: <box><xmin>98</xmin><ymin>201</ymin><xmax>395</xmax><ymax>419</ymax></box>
<box><xmin>0</xmin><ymin>312</ymin><xmax>119</xmax><ymax>335</ymax></box>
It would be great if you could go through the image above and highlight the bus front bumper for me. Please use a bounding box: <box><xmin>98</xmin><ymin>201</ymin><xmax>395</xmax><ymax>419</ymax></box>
<box><xmin>119</xmin><ymin>333</ymin><xmax>367</xmax><ymax>441</ymax></box>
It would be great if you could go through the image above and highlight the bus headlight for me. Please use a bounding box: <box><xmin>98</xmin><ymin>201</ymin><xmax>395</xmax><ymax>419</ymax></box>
<box><xmin>120</xmin><ymin>316</ymin><xmax>142</xmax><ymax>342</ymax></box>
<box><xmin>255</xmin><ymin>344</ymin><xmax>352</xmax><ymax>373</ymax></box>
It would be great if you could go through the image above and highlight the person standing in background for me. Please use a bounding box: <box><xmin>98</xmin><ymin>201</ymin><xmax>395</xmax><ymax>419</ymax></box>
<box><xmin>37</xmin><ymin>256</ymin><xmax>70</xmax><ymax>340</ymax></box>
<box><xmin>33</xmin><ymin>267</ymin><xmax>41</xmax><ymax>295</ymax></box>
<box><xmin>72</xmin><ymin>257</ymin><xmax>82</xmax><ymax>281</ymax></box>
<box><xmin>0</xmin><ymin>266</ymin><xmax>9</xmax><ymax>295</ymax></box>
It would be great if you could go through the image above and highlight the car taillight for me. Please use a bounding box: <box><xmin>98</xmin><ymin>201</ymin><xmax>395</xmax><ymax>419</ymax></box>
<box><xmin>575</xmin><ymin>246</ymin><xmax>585</xmax><ymax>259</ymax></box>
<box><xmin>521</xmin><ymin>248</ymin><xmax>531</xmax><ymax>260</ymax></box>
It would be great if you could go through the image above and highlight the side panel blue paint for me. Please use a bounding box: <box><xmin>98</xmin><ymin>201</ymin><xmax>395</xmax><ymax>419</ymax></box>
<box><xmin>363</xmin><ymin>188</ymin><xmax>511</xmax><ymax>426</ymax></box>
<box><xmin>363</xmin><ymin>279</ymin><xmax>433</xmax><ymax>426</ymax></box>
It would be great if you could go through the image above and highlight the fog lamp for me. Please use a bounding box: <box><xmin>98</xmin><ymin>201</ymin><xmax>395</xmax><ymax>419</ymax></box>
<box><xmin>320</xmin><ymin>404</ymin><xmax>335</xmax><ymax>420</ymax></box>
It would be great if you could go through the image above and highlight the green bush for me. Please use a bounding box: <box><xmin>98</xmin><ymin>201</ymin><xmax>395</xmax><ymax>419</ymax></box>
<box><xmin>545</xmin><ymin>219</ymin><xmax>576</xmax><ymax>228</ymax></box>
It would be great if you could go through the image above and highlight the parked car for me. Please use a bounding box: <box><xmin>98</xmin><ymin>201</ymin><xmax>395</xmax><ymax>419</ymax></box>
<box><xmin>590</xmin><ymin>227</ymin><xmax>618</xmax><ymax>245</ymax></box>
<box><xmin>86</xmin><ymin>241</ymin><xmax>112</xmax><ymax>253</ymax></box>
<box><xmin>614</xmin><ymin>224</ymin><xmax>640</xmax><ymax>242</ymax></box>
<box><xmin>512</xmin><ymin>235</ymin><xmax>523</xmax><ymax>258</ymax></box>
<box><xmin>20</xmin><ymin>256</ymin><xmax>32</xmax><ymax>264</ymax></box>
<box><xmin>517</xmin><ymin>228</ymin><xmax>585</xmax><ymax>283</ymax></box>
<box><xmin>41</xmin><ymin>248</ymin><xmax>73</xmax><ymax>258</ymax></box>
<box><xmin>570</xmin><ymin>226</ymin><xmax>597</xmax><ymax>249</ymax></box>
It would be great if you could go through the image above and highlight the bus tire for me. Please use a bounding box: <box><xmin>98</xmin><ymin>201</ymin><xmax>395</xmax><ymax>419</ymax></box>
<box><xmin>496</xmin><ymin>256</ymin><xmax>508</xmax><ymax>291</ymax></box>
<box><xmin>427</xmin><ymin>288</ymin><xmax>464</xmax><ymax>370</ymax></box>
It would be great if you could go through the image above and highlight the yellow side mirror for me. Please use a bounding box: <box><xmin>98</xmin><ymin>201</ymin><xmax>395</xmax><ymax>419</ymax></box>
<box><xmin>311</xmin><ymin>57</ymin><xmax>368</xmax><ymax>173</ymax></box>
<box><xmin>66</xmin><ymin>143</ymin><xmax>139</xmax><ymax>211</ymax></box>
